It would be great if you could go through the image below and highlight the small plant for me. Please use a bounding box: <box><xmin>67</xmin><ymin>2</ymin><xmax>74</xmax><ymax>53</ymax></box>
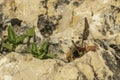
<box><xmin>66</xmin><ymin>17</ymin><xmax>96</xmax><ymax>62</ymax></box>
<box><xmin>27</xmin><ymin>41</ymin><xmax>54</xmax><ymax>59</ymax></box>
<box><xmin>1</xmin><ymin>25</ymin><xmax>35</xmax><ymax>52</ymax></box>
<box><xmin>0</xmin><ymin>25</ymin><xmax>53</xmax><ymax>59</ymax></box>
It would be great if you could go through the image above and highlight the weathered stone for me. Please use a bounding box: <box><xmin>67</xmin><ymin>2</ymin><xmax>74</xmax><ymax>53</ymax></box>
<box><xmin>0</xmin><ymin>0</ymin><xmax>120</xmax><ymax>80</ymax></box>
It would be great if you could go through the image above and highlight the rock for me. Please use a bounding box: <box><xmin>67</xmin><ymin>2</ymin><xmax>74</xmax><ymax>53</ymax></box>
<box><xmin>115</xmin><ymin>34</ymin><xmax>120</xmax><ymax>45</ymax></box>
<box><xmin>10</xmin><ymin>18</ymin><xmax>22</xmax><ymax>26</ymax></box>
<box><xmin>37</xmin><ymin>14</ymin><xmax>62</xmax><ymax>37</ymax></box>
<box><xmin>15</xmin><ymin>44</ymin><xmax>27</xmax><ymax>53</ymax></box>
<box><xmin>0</xmin><ymin>0</ymin><xmax>120</xmax><ymax>80</ymax></box>
<box><xmin>0</xmin><ymin>51</ymin><xmax>119</xmax><ymax>80</ymax></box>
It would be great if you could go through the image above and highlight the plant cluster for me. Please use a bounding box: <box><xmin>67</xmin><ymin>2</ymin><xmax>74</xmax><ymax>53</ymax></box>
<box><xmin>27</xmin><ymin>42</ymin><xmax>54</xmax><ymax>59</ymax></box>
<box><xmin>0</xmin><ymin>25</ymin><xmax>54</xmax><ymax>59</ymax></box>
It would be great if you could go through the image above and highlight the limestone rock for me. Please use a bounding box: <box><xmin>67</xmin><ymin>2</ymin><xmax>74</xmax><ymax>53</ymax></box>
<box><xmin>0</xmin><ymin>50</ymin><xmax>119</xmax><ymax>80</ymax></box>
<box><xmin>0</xmin><ymin>0</ymin><xmax>120</xmax><ymax>80</ymax></box>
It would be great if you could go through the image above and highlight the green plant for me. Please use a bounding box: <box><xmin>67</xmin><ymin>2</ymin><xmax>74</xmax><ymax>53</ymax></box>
<box><xmin>0</xmin><ymin>25</ymin><xmax>54</xmax><ymax>59</ymax></box>
<box><xmin>27</xmin><ymin>41</ymin><xmax>54</xmax><ymax>59</ymax></box>
<box><xmin>25</xmin><ymin>27</ymin><xmax>35</xmax><ymax>46</ymax></box>
<box><xmin>1</xmin><ymin>25</ymin><xmax>35</xmax><ymax>52</ymax></box>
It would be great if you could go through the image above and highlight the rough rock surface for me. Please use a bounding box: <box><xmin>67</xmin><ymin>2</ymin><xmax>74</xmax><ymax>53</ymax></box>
<box><xmin>0</xmin><ymin>0</ymin><xmax>120</xmax><ymax>80</ymax></box>
<box><xmin>0</xmin><ymin>52</ymin><xmax>114</xmax><ymax>80</ymax></box>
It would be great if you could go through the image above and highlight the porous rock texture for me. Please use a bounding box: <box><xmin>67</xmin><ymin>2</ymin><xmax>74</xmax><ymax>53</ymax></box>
<box><xmin>0</xmin><ymin>0</ymin><xmax>120</xmax><ymax>80</ymax></box>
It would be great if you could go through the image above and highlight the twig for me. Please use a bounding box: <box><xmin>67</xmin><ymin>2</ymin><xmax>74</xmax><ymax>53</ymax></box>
<box><xmin>71</xmin><ymin>40</ymin><xmax>82</xmax><ymax>55</ymax></box>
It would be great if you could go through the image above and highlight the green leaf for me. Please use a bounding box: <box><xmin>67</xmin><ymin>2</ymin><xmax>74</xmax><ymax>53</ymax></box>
<box><xmin>26</xmin><ymin>43</ymin><xmax>39</xmax><ymax>55</ymax></box>
<box><xmin>44</xmin><ymin>53</ymin><xmax>54</xmax><ymax>59</ymax></box>
<box><xmin>26</xmin><ymin>27</ymin><xmax>35</xmax><ymax>37</ymax></box>
<box><xmin>16</xmin><ymin>35</ymin><xmax>27</xmax><ymax>44</ymax></box>
<box><xmin>38</xmin><ymin>52</ymin><xmax>46</xmax><ymax>59</ymax></box>
<box><xmin>40</xmin><ymin>41</ymin><xmax>48</xmax><ymax>52</ymax></box>
<box><xmin>26</xmin><ymin>43</ymin><xmax>40</xmax><ymax>56</ymax></box>
<box><xmin>2</xmin><ymin>42</ymin><xmax>13</xmax><ymax>51</ymax></box>
<box><xmin>31</xmin><ymin>43</ymin><xmax>37</xmax><ymax>51</ymax></box>
<box><xmin>7</xmin><ymin>25</ymin><xmax>16</xmax><ymax>42</ymax></box>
